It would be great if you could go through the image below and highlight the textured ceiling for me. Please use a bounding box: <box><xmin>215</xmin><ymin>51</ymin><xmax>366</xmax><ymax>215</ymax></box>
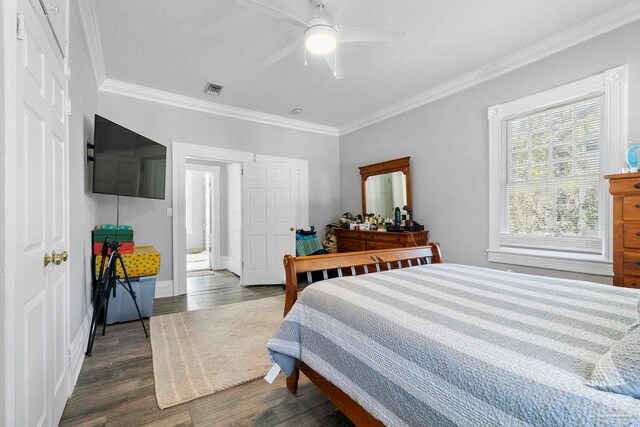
<box><xmin>96</xmin><ymin>0</ymin><xmax>634</xmax><ymax>128</ymax></box>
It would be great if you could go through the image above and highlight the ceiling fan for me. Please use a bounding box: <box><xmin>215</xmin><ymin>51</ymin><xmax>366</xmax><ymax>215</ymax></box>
<box><xmin>236</xmin><ymin>0</ymin><xmax>405</xmax><ymax>79</ymax></box>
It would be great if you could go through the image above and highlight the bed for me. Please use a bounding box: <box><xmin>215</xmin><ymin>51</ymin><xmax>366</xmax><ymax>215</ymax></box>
<box><xmin>267</xmin><ymin>244</ymin><xmax>640</xmax><ymax>426</ymax></box>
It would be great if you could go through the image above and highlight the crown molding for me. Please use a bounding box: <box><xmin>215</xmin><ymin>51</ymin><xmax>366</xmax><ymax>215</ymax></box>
<box><xmin>76</xmin><ymin>0</ymin><xmax>106</xmax><ymax>85</ymax></box>
<box><xmin>81</xmin><ymin>0</ymin><xmax>638</xmax><ymax>138</ymax></box>
<box><xmin>339</xmin><ymin>1</ymin><xmax>640</xmax><ymax>135</ymax></box>
<box><xmin>99</xmin><ymin>79</ymin><xmax>340</xmax><ymax>136</ymax></box>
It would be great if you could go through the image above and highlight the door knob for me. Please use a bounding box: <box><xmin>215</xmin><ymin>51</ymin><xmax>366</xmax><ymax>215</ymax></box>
<box><xmin>52</xmin><ymin>251</ymin><xmax>62</xmax><ymax>265</ymax></box>
<box><xmin>44</xmin><ymin>253</ymin><xmax>53</xmax><ymax>266</ymax></box>
<box><xmin>290</xmin><ymin>227</ymin><xmax>295</xmax><ymax>231</ymax></box>
<box><xmin>61</xmin><ymin>251</ymin><xmax>68</xmax><ymax>262</ymax></box>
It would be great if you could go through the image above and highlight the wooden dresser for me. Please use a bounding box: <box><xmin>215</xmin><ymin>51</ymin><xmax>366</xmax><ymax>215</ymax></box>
<box><xmin>335</xmin><ymin>228</ymin><xmax>429</xmax><ymax>253</ymax></box>
<box><xmin>606</xmin><ymin>172</ymin><xmax>640</xmax><ymax>288</ymax></box>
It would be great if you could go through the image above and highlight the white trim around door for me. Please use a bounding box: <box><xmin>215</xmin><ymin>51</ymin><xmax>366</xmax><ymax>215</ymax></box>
<box><xmin>4</xmin><ymin>0</ymin><xmax>19</xmax><ymax>423</ymax></box>
<box><xmin>172</xmin><ymin>142</ymin><xmax>253</xmax><ymax>296</ymax></box>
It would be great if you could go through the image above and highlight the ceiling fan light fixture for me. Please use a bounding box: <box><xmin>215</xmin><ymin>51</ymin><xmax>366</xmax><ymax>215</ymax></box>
<box><xmin>304</xmin><ymin>25</ymin><xmax>337</xmax><ymax>56</ymax></box>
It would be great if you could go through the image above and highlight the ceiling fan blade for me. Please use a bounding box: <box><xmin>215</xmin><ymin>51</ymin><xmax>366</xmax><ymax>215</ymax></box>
<box><xmin>339</xmin><ymin>25</ymin><xmax>405</xmax><ymax>43</ymax></box>
<box><xmin>324</xmin><ymin>51</ymin><xmax>344</xmax><ymax>79</ymax></box>
<box><xmin>321</xmin><ymin>0</ymin><xmax>347</xmax><ymax>26</ymax></box>
<box><xmin>262</xmin><ymin>41</ymin><xmax>303</xmax><ymax>67</ymax></box>
<box><xmin>236</xmin><ymin>0</ymin><xmax>309</xmax><ymax>29</ymax></box>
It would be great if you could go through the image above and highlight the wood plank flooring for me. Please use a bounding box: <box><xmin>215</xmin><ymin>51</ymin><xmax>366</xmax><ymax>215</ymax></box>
<box><xmin>60</xmin><ymin>272</ymin><xmax>353</xmax><ymax>427</ymax></box>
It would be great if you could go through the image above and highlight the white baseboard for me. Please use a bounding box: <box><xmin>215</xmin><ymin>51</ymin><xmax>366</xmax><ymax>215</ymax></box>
<box><xmin>213</xmin><ymin>256</ymin><xmax>229</xmax><ymax>270</ymax></box>
<box><xmin>68</xmin><ymin>307</ymin><xmax>92</xmax><ymax>390</ymax></box>
<box><xmin>155</xmin><ymin>280</ymin><xmax>174</xmax><ymax>298</ymax></box>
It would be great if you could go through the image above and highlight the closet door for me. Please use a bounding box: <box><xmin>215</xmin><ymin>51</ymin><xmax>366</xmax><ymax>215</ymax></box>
<box><xmin>48</xmin><ymin>23</ymin><xmax>70</xmax><ymax>423</ymax></box>
<box><xmin>37</xmin><ymin>0</ymin><xmax>67</xmax><ymax>58</ymax></box>
<box><xmin>15</xmin><ymin>0</ymin><xmax>70</xmax><ymax>425</ymax></box>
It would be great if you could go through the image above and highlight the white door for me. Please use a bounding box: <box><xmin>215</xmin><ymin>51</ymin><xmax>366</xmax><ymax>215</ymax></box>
<box><xmin>227</xmin><ymin>163</ymin><xmax>242</xmax><ymax>276</ymax></box>
<box><xmin>242</xmin><ymin>162</ymin><xmax>299</xmax><ymax>285</ymax></box>
<box><xmin>15</xmin><ymin>0</ymin><xmax>70</xmax><ymax>425</ymax></box>
<box><xmin>37</xmin><ymin>0</ymin><xmax>67</xmax><ymax>58</ymax></box>
<box><xmin>206</xmin><ymin>172</ymin><xmax>214</xmax><ymax>269</ymax></box>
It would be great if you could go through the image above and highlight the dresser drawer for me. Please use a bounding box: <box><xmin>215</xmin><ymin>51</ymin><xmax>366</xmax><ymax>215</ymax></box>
<box><xmin>367</xmin><ymin>241</ymin><xmax>403</xmax><ymax>251</ymax></box>
<box><xmin>623</xmin><ymin>276</ymin><xmax>640</xmax><ymax>288</ymax></box>
<box><xmin>610</xmin><ymin>179</ymin><xmax>640</xmax><ymax>195</ymax></box>
<box><xmin>623</xmin><ymin>196</ymin><xmax>640</xmax><ymax>220</ymax></box>
<box><xmin>338</xmin><ymin>238</ymin><xmax>366</xmax><ymax>252</ymax></box>
<box><xmin>624</xmin><ymin>224</ymin><xmax>640</xmax><ymax>249</ymax></box>
<box><xmin>623</xmin><ymin>252</ymin><xmax>640</xmax><ymax>276</ymax></box>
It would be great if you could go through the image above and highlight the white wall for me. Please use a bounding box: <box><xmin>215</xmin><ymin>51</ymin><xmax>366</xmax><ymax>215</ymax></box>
<box><xmin>340</xmin><ymin>21</ymin><xmax>640</xmax><ymax>284</ymax></box>
<box><xmin>187</xmin><ymin>159</ymin><xmax>229</xmax><ymax>258</ymax></box>
<box><xmin>218</xmin><ymin>162</ymin><xmax>229</xmax><ymax>257</ymax></box>
<box><xmin>68</xmin><ymin>0</ymin><xmax>99</xmax><ymax>345</ymax></box>
<box><xmin>186</xmin><ymin>170</ymin><xmax>206</xmax><ymax>251</ymax></box>
<box><xmin>186</xmin><ymin>160</ymin><xmax>231</xmax><ymax>257</ymax></box>
<box><xmin>97</xmin><ymin>92</ymin><xmax>340</xmax><ymax>281</ymax></box>
<box><xmin>0</xmin><ymin>0</ymin><xmax>5</xmax><ymax>420</ymax></box>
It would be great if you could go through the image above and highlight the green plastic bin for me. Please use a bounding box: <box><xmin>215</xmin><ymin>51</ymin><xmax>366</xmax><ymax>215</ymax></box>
<box><xmin>92</xmin><ymin>228</ymin><xmax>134</xmax><ymax>243</ymax></box>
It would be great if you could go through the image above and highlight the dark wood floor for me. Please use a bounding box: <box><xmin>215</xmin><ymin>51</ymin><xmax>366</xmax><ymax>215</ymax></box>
<box><xmin>60</xmin><ymin>272</ymin><xmax>353</xmax><ymax>427</ymax></box>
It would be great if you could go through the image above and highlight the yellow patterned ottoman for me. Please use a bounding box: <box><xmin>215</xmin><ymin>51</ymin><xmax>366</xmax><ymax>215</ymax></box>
<box><xmin>95</xmin><ymin>245</ymin><xmax>161</xmax><ymax>278</ymax></box>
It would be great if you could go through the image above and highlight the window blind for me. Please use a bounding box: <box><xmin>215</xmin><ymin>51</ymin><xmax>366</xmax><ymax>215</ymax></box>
<box><xmin>501</xmin><ymin>96</ymin><xmax>603</xmax><ymax>254</ymax></box>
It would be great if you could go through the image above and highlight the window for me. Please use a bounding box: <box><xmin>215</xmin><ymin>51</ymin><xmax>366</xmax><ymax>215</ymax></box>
<box><xmin>487</xmin><ymin>66</ymin><xmax>628</xmax><ymax>275</ymax></box>
<box><xmin>504</xmin><ymin>97</ymin><xmax>602</xmax><ymax>253</ymax></box>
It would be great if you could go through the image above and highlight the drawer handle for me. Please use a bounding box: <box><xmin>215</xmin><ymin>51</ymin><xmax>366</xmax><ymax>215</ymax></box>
<box><xmin>635</xmin><ymin>183</ymin><xmax>640</xmax><ymax>189</ymax></box>
<box><xmin>636</xmin><ymin>204</ymin><xmax>640</xmax><ymax>208</ymax></box>
<box><xmin>636</xmin><ymin>261</ymin><xmax>640</xmax><ymax>265</ymax></box>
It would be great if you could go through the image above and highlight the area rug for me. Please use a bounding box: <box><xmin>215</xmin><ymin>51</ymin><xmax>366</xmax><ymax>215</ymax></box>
<box><xmin>150</xmin><ymin>295</ymin><xmax>284</xmax><ymax>409</ymax></box>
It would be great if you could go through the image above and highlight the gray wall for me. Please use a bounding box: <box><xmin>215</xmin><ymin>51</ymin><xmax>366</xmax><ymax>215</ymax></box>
<box><xmin>340</xmin><ymin>21</ymin><xmax>640</xmax><ymax>284</ymax></box>
<box><xmin>97</xmin><ymin>92</ymin><xmax>340</xmax><ymax>281</ymax></box>
<box><xmin>0</xmin><ymin>0</ymin><xmax>5</xmax><ymax>421</ymax></box>
<box><xmin>68</xmin><ymin>0</ymin><xmax>99</xmax><ymax>340</ymax></box>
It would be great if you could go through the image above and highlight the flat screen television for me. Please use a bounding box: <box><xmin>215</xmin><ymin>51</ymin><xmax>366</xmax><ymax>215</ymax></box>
<box><xmin>92</xmin><ymin>115</ymin><xmax>166</xmax><ymax>200</ymax></box>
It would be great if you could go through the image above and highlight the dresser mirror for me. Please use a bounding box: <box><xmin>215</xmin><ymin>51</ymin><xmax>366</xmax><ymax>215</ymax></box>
<box><xmin>360</xmin><ymin>157</ymin><xmax>412</xmax><ymax>217</ymax></box>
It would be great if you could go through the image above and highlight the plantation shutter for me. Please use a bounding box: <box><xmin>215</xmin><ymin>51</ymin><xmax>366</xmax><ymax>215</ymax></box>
<box><xmin>501</xmin><ymin>95</ymin><xmax>603</xmax><ymax>254</ymax></box>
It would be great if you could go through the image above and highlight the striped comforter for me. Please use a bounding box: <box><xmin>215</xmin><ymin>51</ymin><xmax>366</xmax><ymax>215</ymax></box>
<box><xmin>267</xmin><ymin>264</ymin><xmax>640</xmax><ymax>426</ymax></box>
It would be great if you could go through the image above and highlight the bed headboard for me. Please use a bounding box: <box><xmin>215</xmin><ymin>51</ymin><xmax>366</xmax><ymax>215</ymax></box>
<box><xmin>283</xmin><ymin>243</ymin><xmax>442</xmax><ymax>316</ymax></box>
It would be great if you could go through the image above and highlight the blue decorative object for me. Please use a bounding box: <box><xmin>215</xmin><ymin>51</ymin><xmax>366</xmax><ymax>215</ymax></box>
<box><xmin>626</xmin><ymin>142</ymin><xmax>640</xmax><ymax>168</ymax></box>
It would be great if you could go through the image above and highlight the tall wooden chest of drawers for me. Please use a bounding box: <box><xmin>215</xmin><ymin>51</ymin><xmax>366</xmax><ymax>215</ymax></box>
<box><xmin>606</xmin><ymin>172</ymin><xmax>640</xmax><ymax>288</ymax></box>
<box><xmin>335</xmin><ymin>229</ymin><xmax>429</xmax><ymax>253</ymax></box>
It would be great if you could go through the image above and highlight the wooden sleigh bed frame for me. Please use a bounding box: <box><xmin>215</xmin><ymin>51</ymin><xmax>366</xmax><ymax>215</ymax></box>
<box><xmin>282</xmin><ymin>243</ymin><xmax>443</xmax><ymax>427</ymax></box>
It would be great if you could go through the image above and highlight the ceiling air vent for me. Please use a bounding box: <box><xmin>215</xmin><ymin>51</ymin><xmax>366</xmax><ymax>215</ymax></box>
<box><xmin>204</xmin><ymin>82</ymin><xmax>224</xmax><ymax>96</ymax></box>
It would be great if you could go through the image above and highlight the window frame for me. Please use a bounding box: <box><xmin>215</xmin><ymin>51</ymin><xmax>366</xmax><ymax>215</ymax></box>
<box><xmin>487</xmin><ymin>65</ymin><xmax>628</xmax><ymax>276</ymax></box>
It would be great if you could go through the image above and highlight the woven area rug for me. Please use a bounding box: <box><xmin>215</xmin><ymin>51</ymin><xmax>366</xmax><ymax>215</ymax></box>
<box><xmin>150</xmin><ymin>295</ymin><xmax>284</xmax><ymax>409</ymax></box>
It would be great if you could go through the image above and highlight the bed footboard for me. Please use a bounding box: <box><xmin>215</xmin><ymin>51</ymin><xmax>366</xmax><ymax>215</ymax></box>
<box><xmin>283</xmin><ymin>243</ymin><xmax>441</xmax><ymax>316</ymax></box>
<box><xmin>280</xmin><ymin>244</ymin><xmax>441</xmax><ymax>425</ymax></box>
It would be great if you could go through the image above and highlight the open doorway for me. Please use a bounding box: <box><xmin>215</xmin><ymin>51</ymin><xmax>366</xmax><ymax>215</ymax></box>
<box><xmin>185</xmin><ymin>166</ymin><xmax>218</xmax><ymax>276</ymax></box>
<box><xmin>172</xmin><ymin>142</ymin><xmax>310</xmax><ymax>295</ymax></box>
<box><xmin>185</xmin><ymin>160</ymin><xmax>242</xmax><ymax>294</ymax></box>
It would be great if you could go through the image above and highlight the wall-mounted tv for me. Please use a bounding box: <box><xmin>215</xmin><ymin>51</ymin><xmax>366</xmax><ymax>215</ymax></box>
<box><xmin>92</xmin><ymin>115</ymin><xmax>166</xmax><ymax>200</ymax></box>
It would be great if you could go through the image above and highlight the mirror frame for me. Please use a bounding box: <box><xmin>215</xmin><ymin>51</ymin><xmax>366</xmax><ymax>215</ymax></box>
<box><xmin>359</xmin><ymin>156</ymin><xmax>412</xmax><ymax>216</ymax></box>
